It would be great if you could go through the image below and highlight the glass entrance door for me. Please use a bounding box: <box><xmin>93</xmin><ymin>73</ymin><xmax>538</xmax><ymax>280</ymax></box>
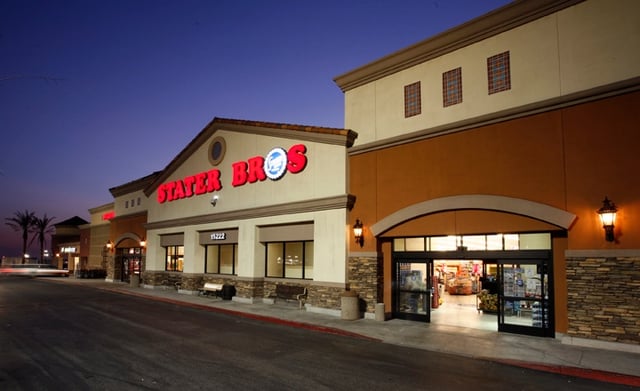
<box><xmin>497</xmin><ymin>260</ymin><xmax>553</xmax><ymax>337</ymax></box>
<box><xmin>393</xmin><ymin>259</ymin><xmax>432</xmax><ymax>322</ymax></box>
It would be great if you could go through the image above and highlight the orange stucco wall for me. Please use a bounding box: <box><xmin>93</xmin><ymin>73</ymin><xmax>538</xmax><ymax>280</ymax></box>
<box><xmin>109</xmin><ymin>212</ymin><xmax>147</xmax><ymax>248</ymax></box>
<box><xmin>350</xmin><ymin>91</ymin><xmax>640</xmax><ymax>334</ymax></box>
<box><xmin>349</xmin><ymin>91</ymin><xmax>640</xmax><ymax>251</ymax></box>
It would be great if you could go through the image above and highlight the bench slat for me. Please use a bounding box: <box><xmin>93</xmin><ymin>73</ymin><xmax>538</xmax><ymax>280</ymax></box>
<box><xmin>270</xmin><ymin>284</ymin><xmax>307</xmax><ymax>309</ymax></box>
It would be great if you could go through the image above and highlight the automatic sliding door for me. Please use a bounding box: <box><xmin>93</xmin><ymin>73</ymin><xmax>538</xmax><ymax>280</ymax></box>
<box><xmin>394</xmin><ymin>260</ymin><xmax>431</xmax><ymax>322</ymax></box>
<box><xmin>498</xmin><ymin>261</ymin><xmax>553</xmax><ymax>337</ymax></box>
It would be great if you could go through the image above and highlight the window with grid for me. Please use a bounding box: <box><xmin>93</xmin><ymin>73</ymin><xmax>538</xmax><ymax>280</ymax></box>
<box><xmin>204</xmin><ymin>244</ymin><xmax>238</xmax><ymax>274</ymax></box>
<box><xmin>487</xmin><ymin>51</ymin><xmax>511</xmax><ymax>94</ymax></box>
<box><xmin>265</xmin><ymin>241</ymin><xmax>314</xmax><ymax>279</ymax></box>
<box><xmin>165</xmin><ymin>245</ymin><xmax>184</xmax><ymax>272</ymax></box>
<box><xmin>404</xmin><ymin>81</ymin><xmax>421</xmax><ymax>117</ymax></box>
<box><xmin>442</xmin><ymin>67</ymin><xmax>462</xmax><ymax>107</ymax></box>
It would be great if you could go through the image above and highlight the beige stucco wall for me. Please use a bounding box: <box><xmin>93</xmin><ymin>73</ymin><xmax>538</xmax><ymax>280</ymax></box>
<box><xmin>344</xmin><ymin>0</ymin><xmax>640</xmax><ymax>145</ymax></box>
<box><xmin>144</xmin><ymin>127</ymin><xmax>350</xmax><ymax>285</ymax></box>
<box><xmin>147</xmin><ymin>129</ymin><xmax>347</xmax><ymax>222</ymax></box>
<box><xmin>145</xmin><ymin>208</ymin><xmax>347</xmax><ymax>284</ymax></box>
<box><xmin>113</xmin><ymin>189</ymin><xmax>149</xmax><ymax>219</ymax></box>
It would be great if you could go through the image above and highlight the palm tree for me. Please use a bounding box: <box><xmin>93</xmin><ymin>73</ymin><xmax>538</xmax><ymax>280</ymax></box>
<box><xmin>5</xmin><ymin>210</ymin><xmax>36</xmax><ymax>263</ymax></box>
<box><xmin>30</xmin><ymin>214</ymin><xmax>56</xmax><ymax>264</ymax></box>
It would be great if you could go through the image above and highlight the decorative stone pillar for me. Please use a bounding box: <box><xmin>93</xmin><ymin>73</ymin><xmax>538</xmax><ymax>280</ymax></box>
<box><xmin>347</xmin><ymin>255</ymin><xmax>382</xmax><ymax>314</ymax></box>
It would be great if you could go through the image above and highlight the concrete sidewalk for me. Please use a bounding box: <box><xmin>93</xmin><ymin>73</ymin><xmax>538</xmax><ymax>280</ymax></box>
<box><xmin>54</xmin><ymin>277</ymin><xmax>640</xmax><ymax>387</ymax></box>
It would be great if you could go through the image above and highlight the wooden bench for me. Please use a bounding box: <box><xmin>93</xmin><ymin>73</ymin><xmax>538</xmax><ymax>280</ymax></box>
<box><xmin>199</xmin><ymin>282</ymin><xmax>224</xmax><ymax>297</ymax></box>
<box><xmin>269</xmin><ymin>284</ymin><xmax>307</xmax><ymax>309</ymax></box>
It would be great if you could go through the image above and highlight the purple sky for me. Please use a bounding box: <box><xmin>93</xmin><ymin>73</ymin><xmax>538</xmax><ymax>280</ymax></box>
<box><xmin>0</xmin><ymin>0</ymin><xmax>511</xmax><ymax>258</ymax></box>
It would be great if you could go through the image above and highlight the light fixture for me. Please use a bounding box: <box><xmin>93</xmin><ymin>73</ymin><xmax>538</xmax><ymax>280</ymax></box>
<box><xmin>211</xmin><ymin>195</ymin><xmax>219</xmax><ymax>207</ymax></box>
<box><xmin>140</xmin><ymin>239</ymin><xmax>146</xmax><ymax>247</ymax></box>
<box><xmin>105</xmin><ymin>241</ymin><xmax>113</xmax><ymax>252</ymax></box>
<box><xmin>597</xmin><ymin>196</ymin><xmax>617</xmax><ymax>242</ymax></box>
<box><xmin>353</xmin><ymin>219</ymin><xmax>364</xmax><ymax>247</ymax></box>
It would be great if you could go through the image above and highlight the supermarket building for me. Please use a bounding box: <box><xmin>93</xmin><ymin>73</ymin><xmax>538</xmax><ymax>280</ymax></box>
<box><xmin>83</xmin><ymin>0</ymin><xmax>639</xmax><ymax>350</ymax></box>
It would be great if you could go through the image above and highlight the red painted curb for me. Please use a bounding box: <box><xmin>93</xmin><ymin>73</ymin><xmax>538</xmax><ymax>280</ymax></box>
<box><xmin>493</xmin><ymin>359</ymin><xmax>640</xmax><ymax>387</ymax></box>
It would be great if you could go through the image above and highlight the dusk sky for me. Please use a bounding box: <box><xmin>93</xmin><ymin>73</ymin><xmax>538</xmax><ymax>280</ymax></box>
<box><xmin>1</xmin><ymin>0</ymin><xmax>511</xmax><ymax>258</ymax></box>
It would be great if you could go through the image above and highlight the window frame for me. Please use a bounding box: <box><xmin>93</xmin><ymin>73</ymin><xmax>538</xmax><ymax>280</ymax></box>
<box><xmin>487</xmin><ymin>51</ymin><xmax>511</xmax><ymax>94</ymax></box>
<box><xmin>165</xmin><ymin>245</ymin><xmax>184</xmax><ymax>272</ymax></box>
<box><xmin>442</xmin><ymin>67</ymin><xmax>463</xmax><ymax>107</ymax></box>
<box><xmin>204</xmin><ymin>243</ymin><xmax>238</xmax><ymax>275</ymax></box>
<box><xmin>404</xmin><ymin>81</ymin><xmax>422</xmax><ymax>118</ymax></box>
<box><xmin>265</xmin><ymin>240</ymin><xmax>313</xmax><ymax>279</ymax></box>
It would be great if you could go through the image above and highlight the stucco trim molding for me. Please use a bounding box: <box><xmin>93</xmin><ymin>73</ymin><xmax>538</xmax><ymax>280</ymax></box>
<box><xmin>370</xmin><ymin>194</ymin><xmax>576</xmax><ymax>236</ymax></box>
<box><xmin>146</xmin><ymin>194</ymin><xmax>356</xmax><ymax>231</ymax></box>
<box><xmin>565</xmin><ymin>249</ymin><xmax>640</xmax><ymax>258</ymax></box>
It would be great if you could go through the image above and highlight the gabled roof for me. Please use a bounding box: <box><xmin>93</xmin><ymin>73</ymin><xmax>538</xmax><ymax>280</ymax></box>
<box><xmin>54</xmin><ymin>216</ymin><xmax>89</xmax><ymax>227</ymax></box>
<box><xmin>109</xmin><ymin>170</ymin><xmax>163</xmax><ymax>197</ymax></box>
<box><xmin>143</xmin><ymin>117</ymin><xmax>357</xmax><ymax>197</ymax></box>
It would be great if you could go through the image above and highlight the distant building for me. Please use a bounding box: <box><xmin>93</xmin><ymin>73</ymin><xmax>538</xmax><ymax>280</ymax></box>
<box><xmin>52</xmin><ymin>216</ymin><xmax>88</xmax><ymax>273</ymax></box>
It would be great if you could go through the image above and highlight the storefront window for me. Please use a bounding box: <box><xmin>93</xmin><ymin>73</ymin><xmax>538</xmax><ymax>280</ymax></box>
<box><xmin>393</xmin><ymin>233</ymin><xmax>551</xmax><ymax>252</ymax></box>
<box><xmin>500</xmin><ymin>263</ymin><xmax>550</xmax><ymax>331</ymax></box>
<box><xmin>165</xmin><ymin>245</ymin><xmax>184</xmax><ymax>272</ymax></box>
<box><xmin>265</xmin><ymin>241</ymin><xmax>313</xmax><ymax>279</ymax></box>
<box><xmin>205</xmin><ymin>244</ymin><xmax>237</xmax><ymax>275</ymax></box>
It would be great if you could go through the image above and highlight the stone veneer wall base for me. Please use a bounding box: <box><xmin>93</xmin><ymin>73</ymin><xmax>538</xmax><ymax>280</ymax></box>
<box><xmin>566</xmin><ymin>256</ymin><xmax>640</xmax><ymax>345</ymax></box>
<box><xmin>347</xmin><ymin>254</ymin><xmax>382</xmax><ymax>314</ymax></box>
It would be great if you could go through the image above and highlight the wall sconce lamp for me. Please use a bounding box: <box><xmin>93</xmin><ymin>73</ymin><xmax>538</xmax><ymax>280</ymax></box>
<box><xmin>597</xmin><ymin>196</ymin><xmax>617</xmax><ymax>242</ymax></box>
<box><xmin>353</xmin><ymin>219</ymin><xmax>364</xmax><ymax>247</ymax></box>
<box><xmin>139</xmin><ymin>239</ymin><xmax>146</xmax><ymax>247</ymax></box>
<box><xmin>105</xmin><ymin>241</ymin><xmax>114</xmax><ymax>252</ymax></box>
<box><xmin>211</xmin><ymin>195</ymin><xmax>219</xmax><ymax>207</ymax></box>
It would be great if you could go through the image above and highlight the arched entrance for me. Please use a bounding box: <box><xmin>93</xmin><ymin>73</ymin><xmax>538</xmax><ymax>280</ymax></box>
<box><xmin>392</xmin><ymin>242</ymin><xmax>554</xmax><ymax>337</ymax></box>
<box><xmin>377</xmin><ymin>195</ymin><xmax>574</xmax><ymax>338</ymax></box>
<box><xmin>113</xmin><ymin>234</ymin><xmax>145</xmax><ymax>283</ymax></box>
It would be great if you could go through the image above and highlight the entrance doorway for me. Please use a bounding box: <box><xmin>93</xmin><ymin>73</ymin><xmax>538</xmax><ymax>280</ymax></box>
<box><xmin>431</xmin><ymin>260</ymin><xmax>497</xmax><ymax>331</ymax></box>
<box><xmin>392</xmin><ymin>249</ymin><xmax>554</xmax><ymax>337</ymax></box>
<box><xmin>118</xmin><ymin>247</ymin><xmax>142</xmax><ymax>283</ymax></box>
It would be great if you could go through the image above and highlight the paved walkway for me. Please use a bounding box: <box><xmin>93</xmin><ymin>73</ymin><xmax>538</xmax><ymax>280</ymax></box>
<box><xmin>53</xmin><ymin>277</ymin><xmax>640</xmax><ymax>387</ymax></box>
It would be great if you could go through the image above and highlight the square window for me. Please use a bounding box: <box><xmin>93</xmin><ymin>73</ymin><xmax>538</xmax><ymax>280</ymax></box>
<box><xmin>265</xmin><ymin>241</ymin><xmax>313</xmax><ymax>279</ymax></box>
<box><xmin>487</xmin><ymin>51</ymin><xmax>511</xmax><ymax>94</ymax></box>
<box><xmin>442</xmin><ymin>67</ymin><xmax>462</xmax><ymax>107</ymax></box>
<box><xmin>404</xmin><ymin>82</ymin><xmax>421</xmax><ymax>117</ymax></box>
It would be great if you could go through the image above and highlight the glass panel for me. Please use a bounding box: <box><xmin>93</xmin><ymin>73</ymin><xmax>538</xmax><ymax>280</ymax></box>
<box><xmin>165</xmin><ymin>246</ymin><xmax>183</xmax><ymax>271</ymax></box>
<box><xmin>431</xmin><ymin>236</ymin><xmax>457</xmax><ymax>251</ymax></box>
<box><xmin>219</xmin><ymin>244</ymin><xmax>234</xmax><ymax>274</ymax></box>
<box><xmin>205</xmin><ymin>245</ymin><xmax>219</xmax><ymax>273</ymax></box>
<box><xmin>176</xmin><ymin>246</ymin><xmax>184</xmax><ymax>272</ymax></box>
<box><xmin>233</xmin><ymin>244</ymin><xmax>238</xmax><ymax>274</ymax></box>
<box><xmin>486</xmin><ymin>234</ymin><xmax>503</xmax><ymax>250</ymax></box>
<box><xmin>519</xmin><ymin>233</ymin><xmax>551</xmax><ymax>250</ymax></box>
<box><xmin>266</xmin><ymin>243</ymin><xmax>283</xmax><ymax>277</ymax></box>
<box><xmin>464</xmin><ymin>235</ymin><xmax>486</xmax><ymax>250</ymax></box>
<box><xmin>393</xmin><ymin>238</ymin><xmax>405</xmax><ymax>251</ymax></box>
<box><xmin>398</xmin><ymin>291</ymin><xmax>429</xmax><ymax>314</ymax></box>
<box><xmin>284</xmin><ymin>242</ymin><xmax>303</xmax><ymax>278</ymax></box>
<box><xmin>405</xmin><ymin>238</ymin><xmax>425</xmax><ymax>251</ymax></box>
<box><xmin>501</xmin><ymin>263</ymin><xmax>549</xmax><ymax>329</ymax></box>
<box><xmin>397</xmin><ymin>262</ymin><xmax>429</xmax><ymax>315</ymax></box>
<box><xmin>304</xmin><ymin>242</ymin><xmax>314</xmax><ymax>279</ymax></box>
<box><xmin>503</xmin><ymin>234</ymin><xmax>519</xmax><ymax>250</ymax></box>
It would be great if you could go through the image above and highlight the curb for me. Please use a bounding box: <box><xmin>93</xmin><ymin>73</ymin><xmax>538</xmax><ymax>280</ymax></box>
<box><xmin>492</xmin><ymin>359</ymin><xmax>640</xmax><ymax>387</ymax></box>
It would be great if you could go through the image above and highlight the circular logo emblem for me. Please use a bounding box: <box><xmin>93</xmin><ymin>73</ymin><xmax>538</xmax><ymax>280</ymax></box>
<box><xmin>263</xmin><ymin>147</ymin><xmax>288</xmax><ymax>180</ymax></box>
